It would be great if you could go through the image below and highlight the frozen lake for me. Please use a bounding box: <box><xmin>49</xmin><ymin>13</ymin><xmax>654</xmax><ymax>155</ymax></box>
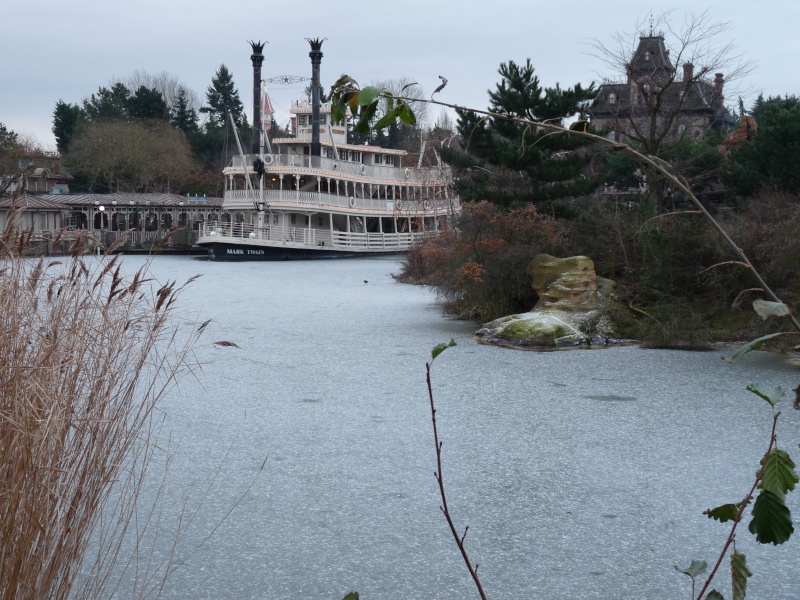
<box><xmin>84</xmin><ymin>255</ymin><xmax>799</xmax><ymax>599</ymax></box>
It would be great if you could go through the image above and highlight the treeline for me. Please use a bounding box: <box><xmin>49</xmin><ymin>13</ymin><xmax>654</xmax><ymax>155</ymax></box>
<box><xmin>50</xmin><ymin>66</ymin><xmax>275</xmax><ymax>196</ymax></box>
<box><xmin>48</xmin><ymin>69</ymin><xmax>453</xmax><ymax>196</ymax></box>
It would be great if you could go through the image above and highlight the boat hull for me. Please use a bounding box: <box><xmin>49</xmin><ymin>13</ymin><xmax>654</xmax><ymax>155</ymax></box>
<box><xmin>200</xmin><ymin>240</ymin><xmax>405</xmax><ymax>261</ymax></box>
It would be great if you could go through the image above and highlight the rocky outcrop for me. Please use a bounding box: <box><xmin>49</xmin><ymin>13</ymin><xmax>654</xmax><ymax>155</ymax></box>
<box><xmin>476</xmin><ymin>254</ymin><xmax>618</xmax><ymax>348</ymax></box>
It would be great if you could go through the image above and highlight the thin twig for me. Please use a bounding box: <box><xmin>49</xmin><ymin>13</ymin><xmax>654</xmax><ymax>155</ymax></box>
<box><xmin>426</xmin><ymin>362</ymin><xmax>487</xmax><ymax>600</ymax></box>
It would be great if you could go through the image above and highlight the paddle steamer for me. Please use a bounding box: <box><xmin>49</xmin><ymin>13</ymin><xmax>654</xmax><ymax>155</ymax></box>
<box><xmin>197</xmin><ymin>39</ymin><xmax>458</xmax><ymax>261</ymax></box>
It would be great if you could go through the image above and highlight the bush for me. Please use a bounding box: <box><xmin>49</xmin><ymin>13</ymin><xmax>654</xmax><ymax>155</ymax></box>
<box><xmin>397</xmin><ymin>201</ymin><xmax>567</xmax><ymax>321</ymax></box>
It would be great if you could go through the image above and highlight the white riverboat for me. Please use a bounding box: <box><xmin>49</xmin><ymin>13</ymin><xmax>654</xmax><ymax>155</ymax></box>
<box><xmin>197</xmin><ymin>40</ymin><xmax>458</xmax><ymax>261</ymax></box>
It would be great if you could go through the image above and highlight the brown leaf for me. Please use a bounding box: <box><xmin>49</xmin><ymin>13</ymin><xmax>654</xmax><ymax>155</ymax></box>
<box><xmin>213</xmin><ymin>340</ymin><xmax>240</xmax><ymax>348</ymax></box>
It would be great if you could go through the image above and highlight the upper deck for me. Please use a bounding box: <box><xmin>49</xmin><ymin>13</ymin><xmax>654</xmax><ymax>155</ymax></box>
<box><xmin>224</xmin><ymin>153</ymin><xmax>449</xmax><ymax>186</ymax></box>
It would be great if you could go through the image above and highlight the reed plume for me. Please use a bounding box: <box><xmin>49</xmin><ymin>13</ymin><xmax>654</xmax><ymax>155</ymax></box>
<box><xmin>0</xmin><ymin>209</ymin><xmax>203</xmax><ymax>599</ymax></box>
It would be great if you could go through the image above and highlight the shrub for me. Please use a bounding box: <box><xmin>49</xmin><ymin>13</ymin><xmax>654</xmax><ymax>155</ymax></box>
<box><xmin>397</xmin><ymin>201</ymin><xmax>567</xmax><ymax>321</ymax></box>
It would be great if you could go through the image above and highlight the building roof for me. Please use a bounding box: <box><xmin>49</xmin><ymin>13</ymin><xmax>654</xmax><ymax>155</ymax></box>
<box><xmin>0</xmin><ymin>193</ymin><xmax>68</xmax><ymax>210</ymax></box>
<box><xmin>0</xmin><ymin>192</ymin><xmax>223</xmax><ymax>209</ymax></box>
<box><xmin>629</xmin><ymin>34</ymin><xmax>675</xmax><ymax>82</ymax></box>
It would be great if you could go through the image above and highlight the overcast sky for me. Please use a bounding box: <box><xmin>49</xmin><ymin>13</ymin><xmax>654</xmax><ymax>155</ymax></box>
<box><xmin>4</xmin><ymin>0</ymin><xmax>798</xmax><ymax>149</ymax></box>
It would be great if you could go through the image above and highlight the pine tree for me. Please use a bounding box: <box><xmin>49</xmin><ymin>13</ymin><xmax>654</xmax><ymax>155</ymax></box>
<box><xmin>200</xmin><ymin>65</ymin><xmax>244</xmax><ymax>129</ymax></box>
<box><xmin>0</xmin><ymin>123</ymin><xmax>19</xmax><ymax>151</ymax></box>
<box><xmin>722</xmin><ymin>96</ymin><xmax>800</xmax><ymax>197</ymax></box>
<box><xmin>441</xmin><ymin>59</ymin><xmax>597</xmax><ymax>214</ymax></box>
<box><xmin>82</xmin><ymin>83</ymin><xmax>131</xmax><ymax>121</ymax></box>
<box><xmin>127</xmin><ymin>86</ymin><xmax>170</xmax><ymax>120</ymax></box>
<box><xmin>52</xmin><ymin>101</ymin><xmax>86</xmax><ymax>153</ymax></box>
<box><xmin>171</xmin><ymin>88</ymin><xmax>200</xmax><ymax>134</ymax></box>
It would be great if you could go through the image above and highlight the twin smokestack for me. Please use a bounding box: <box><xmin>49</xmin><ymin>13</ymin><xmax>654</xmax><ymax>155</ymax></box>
<box><xmin>249</xmin><ymin>39</ymin><xmax>324</xmax><ymax>157</ymax></box>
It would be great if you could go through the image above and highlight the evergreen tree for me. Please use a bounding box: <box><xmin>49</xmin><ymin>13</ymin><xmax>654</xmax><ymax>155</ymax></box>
<box><xmin>127</xmin><ymin>85</ymin><xmax>170</xmax><ymax>120</ymax></box>
<box><xmin>171</xmin><ymin>88</ymin><xmax>200</xmax><ymax>134</ymax></box>
<box><xmin>441</xmin><ymin>59</ymin><xmax>597</xmax><ymax>214</ymax></box>
<box><xmin>52</xmin><ymin>101</ymin><xmax>86</xmax><ymax>153</ymax></box>
<box><xmin>82</xmin><ymin>83</ymin><xmax>131</xmax><ymax>121</ymax></box>
<box><xmin>722</xmin><ymin>96</ymin><xmax>800</xmax><ymax>197</ymax></box>
<box><xmin>0</xmin><ymin>123</ymin><xmax>19</xmax><ymax>151</ymax></box>
<box><xmin>200</xmin><ymin>65</ymin><xmax>244</xmax><ymax>128</ymax></box>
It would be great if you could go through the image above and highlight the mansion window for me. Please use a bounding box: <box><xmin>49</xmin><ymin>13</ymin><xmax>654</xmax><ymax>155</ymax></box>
<box><xmin>608</xmin><ymin>93</ymin><xmax>616</xmax><ymax>105</ymax></box>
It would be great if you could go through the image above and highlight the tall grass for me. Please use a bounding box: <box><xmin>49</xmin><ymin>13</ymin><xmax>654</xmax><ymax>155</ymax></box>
<box><xmin>0</xmin><ymin>206</ymin><xmax>204</xmax><ymax>599</ymax></box>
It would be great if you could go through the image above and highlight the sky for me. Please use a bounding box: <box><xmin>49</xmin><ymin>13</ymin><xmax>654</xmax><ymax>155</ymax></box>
<box><xmin>3</xmin><ymin>0</ymin><xmax>798</xmax><ymax>150</ymax></box>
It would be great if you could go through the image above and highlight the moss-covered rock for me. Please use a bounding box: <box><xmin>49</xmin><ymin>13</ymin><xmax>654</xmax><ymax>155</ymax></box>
<box><xmin>477</xmin><ymin>254</ymin><xmax>620</xmax><ymax>349</ymax></box>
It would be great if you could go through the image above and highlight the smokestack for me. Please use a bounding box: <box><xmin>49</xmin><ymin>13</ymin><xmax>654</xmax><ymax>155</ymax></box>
<box><xmin>713</xmin><ymin>73</ymin><xmax>725</xmax><ymax>110</ymax></box>
<box><xmin>249</xmin><ymin>41</ymin><xmax>266</xmax><ymax>154</ymax></box>
<box><xmin>307</xmin><ymin>38</ymin><xmax>324</xmax><ymax>158</ymax></box>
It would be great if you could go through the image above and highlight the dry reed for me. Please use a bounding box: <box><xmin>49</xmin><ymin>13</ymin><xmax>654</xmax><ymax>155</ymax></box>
<box><xmin>0</xmin><ymin>204</ymin><xmax>204</xmax><ymax>599</ymax></box>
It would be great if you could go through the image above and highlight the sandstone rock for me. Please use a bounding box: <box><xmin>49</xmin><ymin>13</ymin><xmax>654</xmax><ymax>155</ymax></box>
<box><xmin>527</xmin><ymin>254</ymin><xmax>599</xmax><ymax>312</ymax></box>
<box><xmin>476</xmin><ymin>254</ymin><xmax>617</xmax><ymax>348</ymax></box>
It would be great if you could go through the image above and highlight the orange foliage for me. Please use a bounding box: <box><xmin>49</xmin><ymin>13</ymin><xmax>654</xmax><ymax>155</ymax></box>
<box><xmin>456</xmin><ymin>260</ymin><xmax>485</xmax><ymax>288</ymax></box>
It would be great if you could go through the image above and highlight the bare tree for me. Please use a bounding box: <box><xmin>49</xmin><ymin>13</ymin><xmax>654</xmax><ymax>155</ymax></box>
<box><xmin>0</xmin><ymin>124</ymin><xmax>50</xmax><ymax>196</ymax></box>
<box><xmin>123</xmin><ymin>70</ymin><xmax>201</xmax><ymax>115</ymax></box>
<box><xmin>373</xmin><ymin>77</ymin><xmax>430</xmax><ymax>128</ymax></box>
<box><xmin>66</xmin><ymin>119</ymin><xmax>196</xmax><ymax>192</ymax></box>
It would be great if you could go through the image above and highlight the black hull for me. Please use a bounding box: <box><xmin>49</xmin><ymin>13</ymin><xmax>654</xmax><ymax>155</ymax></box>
<box><xmin>199</xmin><ymin>241</ymin><xmax>405</xmax><ymax>261</ymax></box>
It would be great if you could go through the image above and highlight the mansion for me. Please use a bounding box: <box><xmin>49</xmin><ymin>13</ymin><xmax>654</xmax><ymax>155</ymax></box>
<box><xmin>590</xmin><ymin>31</ymin><xmax>735</xmax><ymax>143</ymax></box>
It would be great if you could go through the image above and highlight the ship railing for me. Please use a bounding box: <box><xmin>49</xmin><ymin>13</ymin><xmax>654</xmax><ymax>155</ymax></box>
<box><xmin>200</xmin><ymin>221</ymin><xmax>431</xmax><ymax>251</ymax></box>
<box><xmin>222</xmin><ymin>189</ymin><xmax>457</xmax><ymax>214</ymax></box>
<box><xmin>229</xmin><ymin>153</ymin><xmax>449</xmax><ymax>183</ymax></box>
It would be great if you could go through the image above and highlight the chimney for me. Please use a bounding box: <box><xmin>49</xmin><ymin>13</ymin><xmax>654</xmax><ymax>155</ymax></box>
<box><xmin>713</xmin><ymin>73</ymin><xmax>725</xmax><ymax>110</ymax></box>
<box><xmin>307</xmin><ymin>38</ymin><xmax>324</xmax><ymax>158</ymax></box>
<box><xmin>249</xmin><ymin>41</ymin><xmax>266</xmax><ymax>154</ymax></box>
<box><xmin>683</xmin><ymin>62</ymin><xmax>694</xmax><ymax>82</ymax></box>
